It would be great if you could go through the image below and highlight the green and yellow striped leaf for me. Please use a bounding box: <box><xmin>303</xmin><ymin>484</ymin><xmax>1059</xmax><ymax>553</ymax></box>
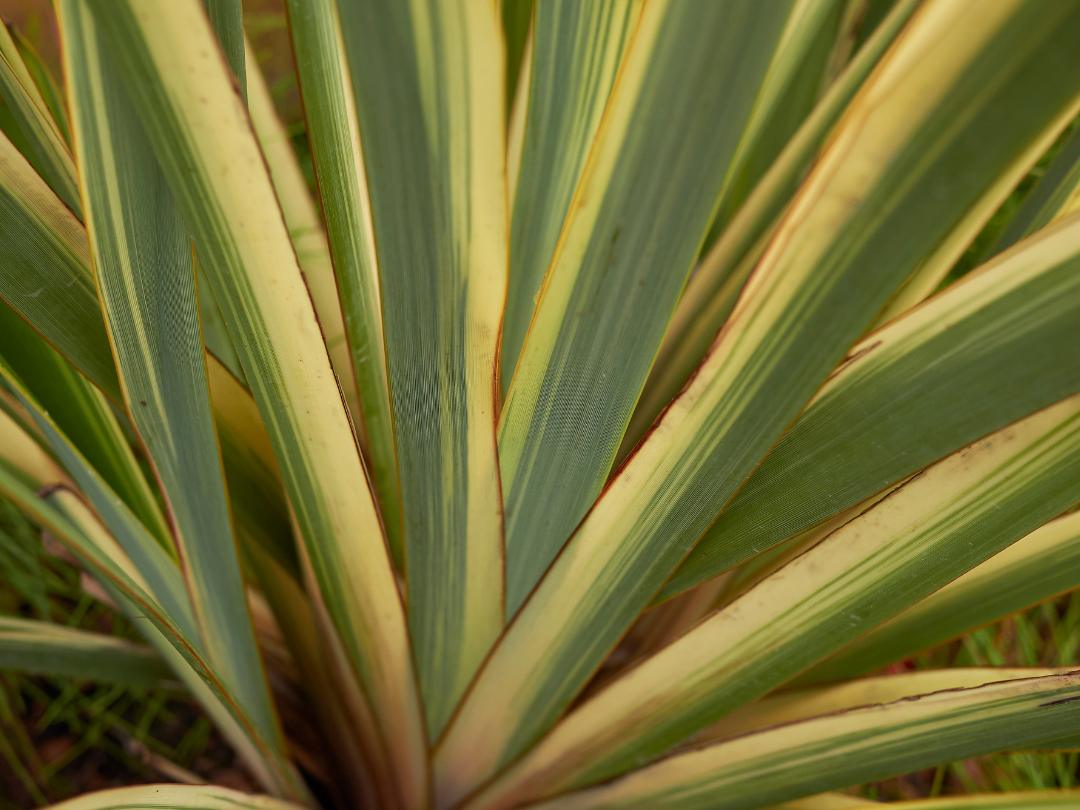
<box><xmin>500</xmin><ymin>0</ymin><xmax>641</xmax><ymax>394</ymax></box>
<box><xmin>706</xmin><ymin>668</ymin><xmax>1075</xmax><ymax>742</ymax></box>
<box><xmin>532</xmin><ymin>673</ymin><xmax>1080</xmax><ymax>810</ymax></box>
<box><xmin>701</xmin><ymin>0</ymin><xmax>848</xmax><ymax>249</ymax></box>
<box><xmin>0</xmin><ymin>402</ymin><xmax>64</xmax><ymax>488</ymax></box>
<box><xmin>0</xmin><ymin>127</ymin><xmax>119</xmax><ymax>400</ymax></box>
<box><xmin>0</xmin><ymin>458</ymin><xmax>298</xmax><ymax>796</ymax></box>
<box><xmin>44</xmin><ymin>784</ymin><xmax>304</xmax><ymax>810</ymax></box>
<box><xmin>334</xmin><ymin>0</ymin><xmax>506</xmax><ymax>737</ymax></box>
<box><xmin>874</xmin><ymin>132</ymin><xmax>1078</xmax><ymax>327</ymax></box>
<box><xmin>284</xmin><ymin>0</ymin><xmax>400</xmax><ymax>562</ymax></box>
<box><xmin>804</xmin><ymin>509</ymin><xmax>1080</xmax><ymax>685</ymax></box>
<box><xmin>6</xmin><ymin>23</ymin><xmax>70</xmax><ymax>144</ymax></box>
<box><xmin>463</xmin><ymin>393</ymin><xmax>1080</xmax><ymax>806</ymax></box>
<box><xmin>0</xmin><ymin>358</ymin><xmax>196</xmax><ymax>643</ymax></box>
<box><xmin>246</xmin><ymin>38</ymin><xmax>359</xmax><ymax>430</ymax></box>
<box><xmin>498</xmin><ymin>0</ymin><xmax>795</xmax><ymax>612</ymax></box>
<box><xmin>204</xmin><ymin>0</ymin><xmax>246</xmax><ymax>97</ymax></box>
<box><xmin>815</xmin><ymin>793</ymin><xmax>1080</xmax><ymax>809</ymax></box>
<box><xmin>775</xmin><ymin>796</ymin><xmax>876</xmax><ymax>810</ymax></box>
<box><xmin>85</xmin><ymin>1</ymin><xmax>427</xmax><ymax>803</ymax></box>
<box><xmin>662</xmin><ymin>209</ymin><xmax>1080</xmax><ymax>600</ymax></box>
<box><xmin>777</xmin><ymin>792</ymin><xmax>1080</xmax><ymax>809</ymax></box>
<box><xmin>59</xmin><ymin>0</ymin><xmax>282</xmax><ymax>765</ymax></box>
<box><xmin>0</xmin><ymin>616</ymin><xmax>171</xmax><ymax>690</ymax></box>
<box><xmin>625</xmin><ymin>0</ymin><xmax>919</xmax><ymax>447</ymax></box>
<box><xmin>992</xmin><ymin>123</ymin><xmax>1080</xmax><ymax>255</ymax></box>
<box><xmin>435</xmin><ymin>4</ymin><xmax>1080</xmax><ymax>801</ymax></box>
<box><xmin>0</xmin><ymin>117</ymin><xmax>296</xmax><ymax>587</ymax></box>
<box><xmin>0</xmin><ymin>20</ymin><xmax>79</xmax><ymax>213</ymax></box>
<box><xmin>0</xmin><ymin>304</ymin><xmax>171</xmax><ymax>548</ymax></box>
<box><xmin>501</xmin><ymin>0</ymin><xmax>533</xmax><ymax>115</ymax></box>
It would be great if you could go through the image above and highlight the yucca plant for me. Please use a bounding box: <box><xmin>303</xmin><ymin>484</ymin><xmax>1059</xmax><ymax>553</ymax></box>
<box><xmin>2</xmin><ymin>0</ymin><xmax>1080</xmax><ymax>807</ymax></box>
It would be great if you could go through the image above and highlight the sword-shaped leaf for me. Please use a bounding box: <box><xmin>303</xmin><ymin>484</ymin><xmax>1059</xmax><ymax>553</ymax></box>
<box><xmin>58</xmin><ymin>0</ymin><xmax>281</xmax><ymax>761</ymax></box>
<box><xmin>663</xmin><ymin>210</ymin><xmax>1080</xmax><ymax>600</ymax></box>
<box><xmin>0</xmin><ymin>616</ymin><xmax>171</xmax><ymax>690</ymax></box>
<box><xmin>992</xmin><ymin>123</ymin><xmax>1080</xmax><ymax>254</ymax></box>
<box><xmin>284</xmin><ymin>0</ymin><xmax>400</xmax><ymax>562</ymax></box>
<box><xmin>435</xmin><ymin>4</ymin><xmax>1080</xmax><ymax>801</ymax></box>
<box><xmin>804</xmin><ymin>509</ymin><xmax>1080</xmax><ymax>684</ymax></box>
<box><xmin>467</xmin><ymin>394</ymin><xmax>1080</xmax><ymax>806</ymax></box>
<box><xmin>0</xmin><ymin>21</ymin><xmax>79</xmax><ymax>213</ymax></box>
<box><xmin>85</xmin><ymin>1</ymin><xmax>427</xmax><ymax>803</ymax></box>
<box><xmin>334</xmin><ymin>0</ymin><xmax>506</xmax><ymax>737</ymax></box>
<box><xmin>498</xmin><ymin>0</ymin><xmax>795</xmax><ymax>611</ymax></box>
<box><xmin>534</xmin><ymin>673</ymin><xmax>1080</xmax><ymax>810</ymax></box>
<box><xmin>43</xmin><ymin>784</ymin><xmax>303</xmax><ymax>810</ymax></box>
<box><xmin>625</xmin><ymin>0</ymin><xmax>919</xmax><ymax>448</ymax></box>
<box><xmin>501</xmin><ymin>0</ymin><xmax>642</xmax><ymax>394</ymax></box>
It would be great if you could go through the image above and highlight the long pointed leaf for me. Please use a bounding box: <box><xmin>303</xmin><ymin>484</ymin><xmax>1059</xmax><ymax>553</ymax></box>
<box><xmin>625</xmin><ymin>0</ymin><xmax>919</xmax><ymax>448</ymax></box>
<box><xmin>500</xmin><ymin>0</ymin><xmax>642</xmax><ymax>393</ymax></box>
<box><xmin>435</xmin><ymin>3</ymin><xmax>1080</xmax><ymax>800</ymax></box>
<box><xmin>804</xmin><ymin>509</ymin><xmax>1080</xmax><ymax>684</ymax></box>
<box><xmin>466</xmin><ymin>393</ymin><xmax>1080</xmax><ymax>806</ymax></box>
<box><xmin>534</xmin><ymin>673</ymin><xmax>1080</xmax><ymax>810</ymax></box>
<box><xmin>663</xmin><ymin>210</ymin><xmax>1080</xmax><ymax>600</ymax></box>
<box><xmin>0</xmin><ymin>616</ymin><xmax>170</xmax><ymax>690</ymax></box>
<box><xmin>58</xmin><ymin>0</ymin><xmax>282</xmax><ymax>762</ymax></box>
<box><xmin>245</xmin><ymin>39</ymin><xmax>360</xmax><ymax>433</ymax></box>
<box><xmin>0</xmin><ymin>21</ymin><xmax>79</xmax><ymax>213</ymax></box>
<box><xmin>0</xmin><ymin>304</ymin><xmax>172</xmax><ymax>548</ymax></box>
<box><xmin>0</xmin><ymin>128</ymin><xmax>119</xmax><ymax>400</ymax></box>
<box><xmin>284</xmin><ymin>0</ymin><xmax>400</xmax><ymax>562</ymax></box>
<box><xmin>86</xmin><ymin>2</ymin><xmax>427</xmax><ymax>802</ymax></box>
<box><xmin>334</xmin><ymin>0</ymin><xmax>507</xmax><ymax>737</ymax></box>
<box><xmin>498</xmin><ymin>0</ymin><xmax>795</xmax><ymax>611</ymax></box>
<box><xmin>708</xmin><ymin>668</ymin><xmax>1075</xmax><ymax>742</ymax></box>
<box><xmin>992</xmin><ymin>123</ymin><xmax>1080</xmax><ymax>254</ymax></box>
<box><xmin>44</xmin><ymin>784</ymin><xmax>303</xmax><ymax>810</ymax></box>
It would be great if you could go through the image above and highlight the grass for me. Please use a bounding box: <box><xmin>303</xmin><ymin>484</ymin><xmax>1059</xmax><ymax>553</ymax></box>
<box><xmin>0</xmin><ymin>498</ymin><xmax>246</xmax><ymax>808</ymax></box>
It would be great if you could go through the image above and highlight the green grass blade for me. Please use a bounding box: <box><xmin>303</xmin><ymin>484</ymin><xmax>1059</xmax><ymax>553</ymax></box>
<box><xmin>58</xmin><ymin>0</ymin><xmax>282</xmax><ymax>761</ymax></box>
<box><xmin>284</xmin><ymin>0</ymin><xmax>401</xmax><ymax>563</ymax></box>
<box><xmin>0</xmin><ymin>616</ymin><xmax>171</xmax><ymax>690</ymax></box>
<box><xmin>469</xmin><ymin>395</ymin><xmax>1080</xmax><ymax>805</ymax></box>
<box><xmin>804</xmin><ymin>510</ymin><xmax>1080</xmax><ymax>684</ymax></box>
<box><xmin>500</xmin><ymin>0</ymin><xmax>641</xmax><ymax>397</ymax></box>
<box><xmin>534</xmin><ymin>674</ymin><xmax>1080</xmax><ymax>810</ymax></box>
<box><xmin>86</xmin><ymin>1</ymin><xmax>428</xmax><ymax>802</ymax></box>
<box><xmin>0</xmin><ymin>21</ymin><xmax>80</xmax><ymax>214</ymax></box>
<box><xmin>625</xmin><ymin>0</ymin><xmax>919</xmax><ymax>449</ymax></box>
<box><xmin>498</xmin><ymin>0</ymin><xmax>795</xmax><ymax>612</ymax></box>
<box><xmin>435</xmin><ymin>4</ymin><xmax>1080</xmax><ymax>800</ymax></box>
<box><xmin>662</xmin><ymin>211</ymin><xmax>1080</xmax><ymax>600</ymax></box>
<box><xmin>334</xmin><ymin>0</ymin><xmax>507</xmax><ymax>737</ymax></box>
